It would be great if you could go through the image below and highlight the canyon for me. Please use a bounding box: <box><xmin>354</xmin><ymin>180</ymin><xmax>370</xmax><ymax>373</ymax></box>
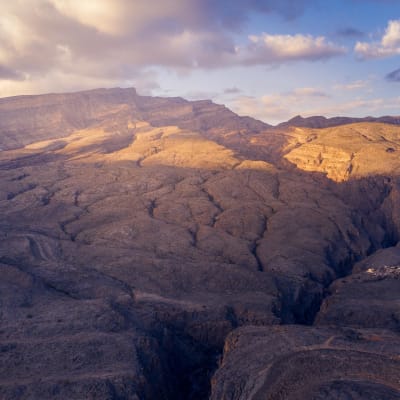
<box><xmin>0</xmin><ymin>87</ymin><xmax>399</xmax><ymax>399</ymax></box>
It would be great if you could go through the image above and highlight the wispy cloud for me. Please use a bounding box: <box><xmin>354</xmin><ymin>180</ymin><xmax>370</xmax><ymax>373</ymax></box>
<box><xmin>302</xmin><ymin>97</ymin><xmax>400</xmax><ymax>118</ymax></box>
<box><xmin>230</xmin><ymin>87</ymin><xmax>330</xmax><ymax>124</ymax></box>
<box><xmin>240</xmin><ymin>33</ymin><xmax>346</xmax><ymax>64</ymax></box>
<box><xmin>355</xmin><ymin>19</ymin><xmax>400</xmax><ymax>59</ymax></box>
<box><xmin>224</xmin><ymin>87</ymin><xmax>242</xmax><ymax>94</ymax></box>
<box><xmin>184</xmin><ymin>89</ymin><xmax>220</xmax><ymax>100</ymax></box>
<box><xmin>229</xmin><ymin>87</ymin><xmax>400</xmax><ymax>124</ymax></box>
<box><xmin>334</xmin><ymin>80</ymin><xmax>369</xmax><ymax>91</ymax></box>
<box><xmin>336</xmin><ymin>27</ymin><xmax>365</xmax><ymax>39</ymax></box>
<box><xmin>289</xmin><ymin>87</ymin><xmax>329</xmax><ymax>97</ymax></box>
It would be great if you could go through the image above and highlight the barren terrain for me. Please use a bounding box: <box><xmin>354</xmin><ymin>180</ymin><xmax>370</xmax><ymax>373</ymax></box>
<box><xmin>0</xmin><ymin>88</ymin><xmax>399</xmax><ymax>399</ymax></box>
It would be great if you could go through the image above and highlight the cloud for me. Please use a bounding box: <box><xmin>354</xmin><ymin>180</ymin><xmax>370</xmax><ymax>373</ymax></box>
<box><xmin>230</xmin><ymin>87</ymin><xmax>331</xmax><ymax>124</ymax></box>
<box><xmin>386</xmin><ymin>68</ymin><xmax>400</xmax><ymax>82</ymax></box>
<box><xmin>50</xmin><ymin>0</ymin><xmax>315</xmax><ymax>35</ymax></box>
<box><xmin>289</xmin><ymin>87</ymin><xmax>329</xmax><ymax>97</ymax></box>
<box><xmin>0</xmin><ymin>0</ymin><xmax>345</xmax><ymax>97</ymax></box>
<box><xmin>184</xmin><ymin>89</ymin><xmax>220</xmax><ymax>100</ymax></box>
<box><xmin>228</xmin><ymin>87</ymin><xmax>400</xmax><ymax>125</ymax></box>
<box><xmin>224</xmin><ymin>87</ymin><xmax>242</xmax><ymax>94</ymax></box>
<box><xmin>334</xmin><ymin>80</ymin><xmax>369</xmax><ymax>91</ymax></box>
<box><xmin>241</xmin><ymin>33</ymin><xmax>346</xmax><ymax>64</ymax></box>
<box><xmin>355</xmin><ymin>19</ymin><xmax>400</xmax><ymax>59</ymax></box>
<box><xmin>304</xmin><ymin>97</ymin><xmax>400</xmax><ymax>117</ymax></box>
<box><xmin>0</xmin><ymin>65</ymin><xmax>25</xmax><ymax>81</ymax></box>
<box><xmin>336</xmin><ymin>27</ymin><xmax>365</xmax><ymax>39</ymax></box>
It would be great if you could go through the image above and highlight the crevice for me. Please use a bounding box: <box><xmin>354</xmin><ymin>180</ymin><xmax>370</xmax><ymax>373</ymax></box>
<box><xmin>73</xmin><ymin>190</ymin><xmax>81</xmax><ymax>207</ymax></box>
<box><xmin>249</xmin><ymin>241</ymin><xmax>264</xmax><ymax>272</ymax></box>
<box><xmin>59</xmin><ymin>217</ymin><xmax>79</xmax><ymax>242</ymax></box>
<box><xmin>7</xmin><ymin>183</ymin><xmax>37</xmax><ymax>200</ymax></box>
<box><xmin>41</xmin><ymin>188</ymin><xmax>59</xmax><ymax>206</ymax></box>
<box><xmin>160</xmin><ymin>329</ymin><xmax>221</xmax><ymax>400</ymax></box>
<box><xmin>42</xmin><ymin>281</ymin><xmax>79</xmax><ymax>300</ymax></box>
<box><xmin>249</xmin><ymin>215</ymin><xmax>268</xmax><ymax>272</ymax></box>
<box><xmin>145</xmin><ymin>316</ymin><xmax>227</xmax><ymax>400</ymax></box>
<box><xmin>189</xmin><ymin>225</ymin><xmax>198</xmax><ymax>248</ymax></box>
<box><xmin>200</xmin><ymin>187</ymin><xmax>223</xmax><ymax>227</ymax></box>
<box><xmin>148</xmin><ymin>199</ymin><xmax>157</xmax><ymax>218</ymax></box>
<box><xmin>10</xmin><ymin>173</ymin><xmax>29</xmax><ymax>181</ymax></box>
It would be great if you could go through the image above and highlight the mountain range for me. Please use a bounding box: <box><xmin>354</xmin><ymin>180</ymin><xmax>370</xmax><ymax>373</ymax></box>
<box><xmin>0</xmin><ymin>88</ymin><xmax>399</xmax><ymax>400</ymax></box>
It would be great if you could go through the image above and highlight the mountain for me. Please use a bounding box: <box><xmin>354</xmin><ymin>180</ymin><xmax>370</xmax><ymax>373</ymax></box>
<box><xmin>0</xmin><ymin>88</ymin><xmax>399</xmax><ymax>400</ymax></box>
<box><xmin>279</xmin><ymin>114</ymin><xmax>400</xmax><ymax>129</ymax></box>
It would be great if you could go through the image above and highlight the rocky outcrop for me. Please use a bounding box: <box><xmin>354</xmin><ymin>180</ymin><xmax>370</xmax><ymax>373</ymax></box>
<box><xmin>211</xmin><ymin>325</ymin><xmax>400</xmax><ymax>400</ymax></box>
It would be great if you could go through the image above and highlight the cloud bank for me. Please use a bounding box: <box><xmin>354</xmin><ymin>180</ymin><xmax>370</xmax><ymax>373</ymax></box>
<box><xmin>355</xmin><ymin>19</ymin><xmax>400</xmax><ymax>59</ymax></box>
<box><xmin>0</xmin><ymin>0</ymin><xmax>344</xmax><ymax>97</ymax></box>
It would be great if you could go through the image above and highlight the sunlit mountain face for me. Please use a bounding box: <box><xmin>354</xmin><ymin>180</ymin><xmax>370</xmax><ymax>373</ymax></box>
<box><xmin>0</xmin><ymin>2</ymin><xmax>400</xmax><ymax>400</ymax></box>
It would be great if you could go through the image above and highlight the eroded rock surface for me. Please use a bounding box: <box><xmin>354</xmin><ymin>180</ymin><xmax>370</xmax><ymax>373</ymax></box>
<box><xmin>0</xmin><ymin>88</ymin><xmax>399</xmax><ymax>399</ymax></box>
<box><xmin>316</xmin><ymin>245</ymin><xmax>400</xmax><ymax>331</ymax></box>
<box><xmin>211</xmin><ymin>325</ymin><xmax>400</xmax><ymax>400</ymax></box>
<box><xmin>284</xmin><ymin>122</ymin><xmax>400</xmax><ymax>181</ymax></box>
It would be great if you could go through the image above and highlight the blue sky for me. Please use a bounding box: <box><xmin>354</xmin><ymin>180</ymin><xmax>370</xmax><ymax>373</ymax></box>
<box><xmin>0</xmin><ymin>0</ymin><xmax>399</xmax><ymax>124</ymax></box>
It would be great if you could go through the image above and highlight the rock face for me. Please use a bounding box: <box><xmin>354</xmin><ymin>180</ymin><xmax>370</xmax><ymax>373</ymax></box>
<box><xmin>0</xmin><ymin>88</ymin><xmax>399</xmax><ymax>399</ymax></box>
<box><xmin>283</xmin><ymin>122</ymin><xmax>400</xmax><ymax>181</ymax></box>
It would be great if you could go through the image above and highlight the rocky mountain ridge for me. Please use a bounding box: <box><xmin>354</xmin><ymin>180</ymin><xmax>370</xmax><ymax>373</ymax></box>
<box><xmin>279</xmin><ymin>114</ymin><xmax>400</xmax><ymax>129</ymax></box>
<box><xmin>0</xmin><ymin>88</ymin><xmax>399</xmax><ymax>399</ymax></box>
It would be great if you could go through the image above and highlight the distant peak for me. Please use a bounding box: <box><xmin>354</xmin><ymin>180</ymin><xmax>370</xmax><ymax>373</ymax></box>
<box><xmin>280</xmin><ymin>114</ymin><xmax>400</xmax><ymax>129</ymax></box>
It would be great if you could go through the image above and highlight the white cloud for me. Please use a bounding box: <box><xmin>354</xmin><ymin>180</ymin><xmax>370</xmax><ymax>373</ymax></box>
<box><xmin>355</xmin><ymin>19</ymin><xmax>400</xmax><ymax>59</ymax></box>
<box><xmin>0</xmin><ymin>0</ymin><xmax>346</xmax><ymax>97</ymax></box>
<box><xmin>241</xmin><ymin>33</ymin><xmax>346</xmax><ymax>64</ymax></box>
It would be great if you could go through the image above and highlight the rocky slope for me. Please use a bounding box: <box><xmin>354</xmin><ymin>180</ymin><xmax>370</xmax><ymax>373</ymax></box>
<box><xmin>283</xmin><ymin>122</ymin><xmax>400</xmax><ymax>181</ymax></box>
<box><xmin>0</xmin><ymin>88</ymin><xmax>399</xmax><ymax>399</ymax></box>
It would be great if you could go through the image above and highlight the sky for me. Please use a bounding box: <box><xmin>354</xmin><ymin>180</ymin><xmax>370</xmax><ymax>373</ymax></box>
<box><xmin>0</xmin><ymin>0</ymin><xmax>400</xmax><ymax>124</ymax></box>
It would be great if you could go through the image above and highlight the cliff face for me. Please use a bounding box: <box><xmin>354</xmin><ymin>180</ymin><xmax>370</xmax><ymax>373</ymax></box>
<box><xmin>284</xmin><ymin>122</ymin><xmax>400</xmax><ymax>181</ymax></box>
<box><xmin>0</xmin><ymin>88</ymin><xmax>399</xmax><ymax>399</ymax></box>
